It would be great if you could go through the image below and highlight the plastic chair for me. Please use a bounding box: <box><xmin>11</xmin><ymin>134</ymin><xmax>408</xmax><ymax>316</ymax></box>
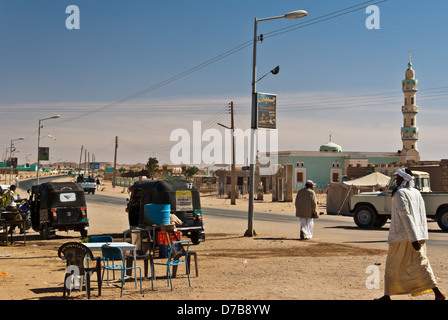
<box><xmin>87</xmin><ymin>235</ymin><xmax>114</xmax><ymax>278</ymax></box>
<box><xmin>153</xmin><ymin>240</ymin><xmax>191</xmax><ymax>290</ymax></box>
<box><xmin>101</xmin><ymin>244</ymin><xmax>142</xmax><ymax>297</ymax></box>
<box><xmin>123</xmin><ymin>228</ymin><xmax>154</xmax><ymax>289</ymax></box>
<box><xmin>89</xmin><ymin>235</ymin><xmax>113</xmax><ymax>243</ymax></box>
<box><xmin>58</xmin><ymin>242</ymin><xmax>102</xmax><ymax>299</ymax></box>
<box><xmin>165</xmin><ymin>229</ymin><xmax>198</xmax><ymax>278</ymax></box>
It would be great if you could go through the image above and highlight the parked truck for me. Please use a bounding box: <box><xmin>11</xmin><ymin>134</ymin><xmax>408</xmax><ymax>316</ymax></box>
<box><xmin>79</xmin><ymin>178</ymin><xmax>96</xmax><ymax>194</ymax></box>
<box><xmin>350</xmin><ymin>171</ymin><xmax>448</xmax><ymax>231</ymax></box>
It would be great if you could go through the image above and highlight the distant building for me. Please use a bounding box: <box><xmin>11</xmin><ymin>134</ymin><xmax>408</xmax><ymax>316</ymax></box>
<box><xmin>277</xmin><ymin>56</ymin><xmax>421</xmax><ymax>190</ymax></box>
<box><xmin>277</xmin><ymin>143</ymin><xmax>400</xmax><ymax>190</ymax></box>
<box><xmin>218</xmin><ymin>56</ymin><xmax>426</xmax><ymax>193</ymax></box>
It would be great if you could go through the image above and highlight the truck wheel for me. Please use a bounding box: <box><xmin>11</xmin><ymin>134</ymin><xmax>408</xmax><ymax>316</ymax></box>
<box><xmin>437</xmin><ymin>209</ymin><xmax>448</xmax><ymax>232</ymax></box>
<box><xmin>373</xmin><ymin>215</ymin><xmax>388</xmax><ymax>228</ymax></box>
<box><xmin>354</xmin><ymin>205</ymin><xmax>377</xmax><ymax>228</ymax></box>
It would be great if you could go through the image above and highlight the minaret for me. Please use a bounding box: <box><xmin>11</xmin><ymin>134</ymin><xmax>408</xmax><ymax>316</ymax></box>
<box><xmin>400</xmin><ymin>52</ymin><xmax>420</xmax><ymax>162</ymax></box>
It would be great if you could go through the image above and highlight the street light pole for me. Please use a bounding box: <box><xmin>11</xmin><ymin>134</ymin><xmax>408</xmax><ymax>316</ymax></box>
<box><xmin>37</xmin><ymin>115</ymin><xmax>60</xmax><ymax>185</ymax></box>
<box><xmin>9</xmin><ymin>137</ymin><xmax>24</xmax><ymax>184</ymax></box>
<box><xmin>245</xmin><ymin>10</ymin><xmax>308</xmax><ymax>237</ymax></box>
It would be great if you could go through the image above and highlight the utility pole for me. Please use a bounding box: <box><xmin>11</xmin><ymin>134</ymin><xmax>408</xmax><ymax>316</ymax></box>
<box><xmin>78</xmin><ymin>145</ymin><xmax>83</xmax><ymax>173</ymax></box>
<box><xmin>84</xmin><ymin>149</ymin><xmax>87</xmax><ymax>174</ymax></box>
<box><xmin>218</xmin><ymin>102</ymin><xmax>236</xmax><ymax>204</ymax></box>
<box><xmin>112</xmin><ymin>136</ymin><xmax>118</xmax><ymax>188</ymax></box>
<box><xmin>230</xmin><ymin>102</ymin><xmax>236</xmax><ymax>205</ymax></box>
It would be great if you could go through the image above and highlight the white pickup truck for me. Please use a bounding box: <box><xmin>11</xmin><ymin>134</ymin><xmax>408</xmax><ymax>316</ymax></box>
<box><xmin>79</xmin><ymin>178</ymin><xmax>96</xmax><ymax>194</ymax></box>
<box><xmin>350</xmin><ymin>171</ymin><xmax>448</xmax><ymax>231</ymax></box>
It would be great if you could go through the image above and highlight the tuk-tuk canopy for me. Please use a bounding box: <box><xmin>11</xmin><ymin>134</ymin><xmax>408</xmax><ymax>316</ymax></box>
<box><xmin>35</xmin><ymin>182</ymin><xmax>84</xmax><ymax>193</ymax></box>
<box><xmin>132</xmin><ymin>179</ymin><xmax>197</xmax><ymax>191</ymax></box>
<box><xmin>32</xmin><ymin>182</ymin><xmax>86</xmax><ymax>208</ymax></box>
<box><xmin>131</xmin><ymin>179</ymin><xmax>200</xmax><ymax>211</ymax></box>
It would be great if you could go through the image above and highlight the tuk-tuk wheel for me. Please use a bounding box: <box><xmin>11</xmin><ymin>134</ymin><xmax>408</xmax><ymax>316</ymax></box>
<box><xmin>40</xmin><ymin>225</ymin><xmax>51</xmax><ymax>240</ymax></box>
<box><xmin>190</xmin><ymin>231</ymin><xmax>203</xmax><ymax>245</ymax></box>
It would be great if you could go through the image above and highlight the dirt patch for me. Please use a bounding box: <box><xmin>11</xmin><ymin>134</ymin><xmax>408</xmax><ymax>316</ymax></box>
<box><xmin>202</xmin><ymin>237</ymin><xmax>384</xmax><ymax>259</ymax></box>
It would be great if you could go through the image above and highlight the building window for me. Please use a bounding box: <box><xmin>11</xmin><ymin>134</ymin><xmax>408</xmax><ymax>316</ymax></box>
<box><xmin>330</xmin><ymin>168</ymin><xmax>342</xmax><ymax>183</ymax></box>
<box><xmin>411</xmin><ymin>97</ymin><xmax>414</xmax><ymax>105</ymax></box>
<box><xmin>332</xmin><ymin>172</ymin><xmax>339</xmax><ymax>182</ymax></box>
<box><xmin>411</xmin><ymin>118</ymin><xmax>414</xmax><ymax>125</ymax></box>
<box><xmin>295</xmin><ymin>168</ymin><xmax>306</xmax><ymax>184</ymax></box>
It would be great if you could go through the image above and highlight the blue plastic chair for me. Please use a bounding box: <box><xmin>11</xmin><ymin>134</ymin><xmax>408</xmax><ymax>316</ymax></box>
<box><xmin>86</xmin><ymin>235</ymin><xmax>114</xmax><ymax>272</ymax></box>
<box><xmin>101</xmin><ymin>244</ymin><xmax>142</xmax><ymax>297</ymax></box>
<box><xmin>89</xmin><ymin>235</ymin><xmax>113</xmax><ymax>243</ymax></box>
<box><xmin>153</xmin><ymin>240</ymin><xmax>191</xmax><ymax>290</ymax></box>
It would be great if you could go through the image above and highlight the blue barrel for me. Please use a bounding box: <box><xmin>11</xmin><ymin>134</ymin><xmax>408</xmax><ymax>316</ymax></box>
<box><xmin>144</xmin><ymin>203</ymin><xmax>171</xmax><ymax>225</ymax></box>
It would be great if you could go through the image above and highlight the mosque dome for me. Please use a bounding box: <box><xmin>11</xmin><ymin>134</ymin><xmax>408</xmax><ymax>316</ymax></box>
<box><xmin>319</xmin><ymin>141</ymin><xmax>342</xmax><ymax>152</ymax></box>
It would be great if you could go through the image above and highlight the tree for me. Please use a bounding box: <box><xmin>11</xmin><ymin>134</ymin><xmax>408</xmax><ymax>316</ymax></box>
<box><xmin>185</xmin><ymin>166</ymin><xmax>199</xmax><ymax>180</ymax></box>
<box><xmin>146</xmin><ymin>157</ymin><xmax>159</xmax><ymax>180</ymax></box>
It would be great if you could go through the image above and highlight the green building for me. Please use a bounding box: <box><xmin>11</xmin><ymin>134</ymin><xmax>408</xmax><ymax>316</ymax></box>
<box><xmin>277</xmin><ymin>58</ymin><xmax>421</xmax><ymax>190</ymax></box>
<box><xmin>277</xmin><ymin>140</ymin><xmax>400</xmax><ymax>190</ymax></box>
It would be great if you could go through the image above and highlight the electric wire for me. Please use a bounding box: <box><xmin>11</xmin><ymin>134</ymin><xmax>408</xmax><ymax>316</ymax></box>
<box><xmin>11</xmin><ymin>0</ymin><xmax>392</xmax><ymax>127</ymax></box>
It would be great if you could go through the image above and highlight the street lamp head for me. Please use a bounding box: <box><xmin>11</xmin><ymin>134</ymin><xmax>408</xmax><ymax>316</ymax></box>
<box><xmin>271</xmin><ymin>65</ymin><xmax>280</xmax><ymax>75</ymax></box>
<box><xmin>284</xmin><ymin>10</ymin><xmax>308</xmax><ymax>19</ymax></box>
<box><xmin>51</xmin><ymin>115</ymin><xmax>61</xmax><ymax>119</ymax></box>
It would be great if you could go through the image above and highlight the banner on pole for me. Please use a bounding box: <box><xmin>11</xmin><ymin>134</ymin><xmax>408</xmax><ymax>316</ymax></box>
<box><xmin>257</xmin><ymin>92</ymin><xmax>276</xmax><ymax>129</ymax></box>
<box><xmin>38</xmin><ymin>147</ymin><xmax>49</xmax><ymax>161</ymax></box>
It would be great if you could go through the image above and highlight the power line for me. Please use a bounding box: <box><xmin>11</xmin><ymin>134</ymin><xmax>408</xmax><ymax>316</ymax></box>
<box><xmin>30</xmin><ymin>0</ymin><xmax>390</xmax><ymax>126</ymax></box>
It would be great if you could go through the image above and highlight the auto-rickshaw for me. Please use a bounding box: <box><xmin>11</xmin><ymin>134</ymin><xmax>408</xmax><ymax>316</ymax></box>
<box><xmin>126</xmin><ymin>179</ymin><xmax>205</xmax><ymax>244</ymax></box>
<box><xmin>30</xmin><ymin>182</ymin><xmax>89</xmax><ymax>239</ymax></box>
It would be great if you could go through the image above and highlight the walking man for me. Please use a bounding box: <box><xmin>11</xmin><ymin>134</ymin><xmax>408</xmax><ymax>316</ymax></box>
<box><xmin>295</xmin><ymin>180</ymin><xmax>318</xmax><ymax>240</ymax></box>
<box><xmin>377</xmin><ymin>168</ymin><xmax>445</xmax><ymax>300</ymax></box>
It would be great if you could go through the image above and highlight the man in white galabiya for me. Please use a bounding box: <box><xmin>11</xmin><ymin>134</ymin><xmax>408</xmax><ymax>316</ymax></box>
<box><xmin>377</xmin><ymin>168</ymin><xmax>445</xmax><ymax>300</ymax></box>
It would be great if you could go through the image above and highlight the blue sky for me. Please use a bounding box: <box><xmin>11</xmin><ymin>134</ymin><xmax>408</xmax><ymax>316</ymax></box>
<box><xmin>1</xmin><ymin>0</ymin><xmax>448</xmax><ymax>166</ymax></box>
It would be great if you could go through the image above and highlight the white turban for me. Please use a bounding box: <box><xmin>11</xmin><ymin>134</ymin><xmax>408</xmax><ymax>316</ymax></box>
<box><xmin>397</xmin><ymin>168</ymin><xmax>414</xmax><ymax>189</ymax></box>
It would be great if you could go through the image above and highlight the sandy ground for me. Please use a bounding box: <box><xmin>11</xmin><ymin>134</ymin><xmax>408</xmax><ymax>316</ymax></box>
<box><xmin>0</xmin><ymin>176</ymin><xmax>446</xmax><ymax>302</ymax></box>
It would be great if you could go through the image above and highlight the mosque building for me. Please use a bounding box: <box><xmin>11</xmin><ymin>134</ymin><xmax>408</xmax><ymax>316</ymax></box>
<box><xmin>276</xmin><ymin>56</ymin><xmax>421</xmax><ymax>190</ymax></box>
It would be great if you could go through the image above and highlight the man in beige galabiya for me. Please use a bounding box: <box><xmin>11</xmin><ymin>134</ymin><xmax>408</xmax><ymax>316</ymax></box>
<box><xmin>377</xmin><ymin>168</ymin><xmax>445</xmax><ymax>300</ymax></box>
<box><xmin>295</xmin><ymin>180</ymin><xmax>318</xmax><ymax>240</ymax></box>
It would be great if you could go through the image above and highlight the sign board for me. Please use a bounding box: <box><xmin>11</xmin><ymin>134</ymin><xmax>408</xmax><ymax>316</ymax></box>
<box><xmin>38</xmin><ymin>147</ymin><xmax>49</xmax><ymax>161</ymax></box>
<box><xmin>257</xmin><ymin>92</ymin><xmax>277</xmax><ymax>129</ymax></box>
<box><xmin>90</xmin><ymin>162</ymin><xmax>100</xmax><ymax>170</ymax></box>
<box><xmin>175</xmin><ymin>190</ymin><xmax>193</xmax><ymax>211</ymax></box>
<box><xmin>7</xmin><ymin>158</ymin><xmax>17</xmax><ymax>168</ymax></box>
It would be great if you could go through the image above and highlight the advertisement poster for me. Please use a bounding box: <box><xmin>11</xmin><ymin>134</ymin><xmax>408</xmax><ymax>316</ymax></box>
<box><xmin>175</xmin><ymin>190</ymin><xmax>193</xmax><ymax>211</ymax></box>
<box><xmin>38</xmin><ymin>147</ymin><xmax>49</xmax><ymax>161</ymax></box>
<box><xmin>257</xmin><ymin>92</ymin><xmax>277</xmax><ymax>129</ymax></box>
